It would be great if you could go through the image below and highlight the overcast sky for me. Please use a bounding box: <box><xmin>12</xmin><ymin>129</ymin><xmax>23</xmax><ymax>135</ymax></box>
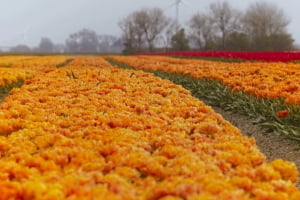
<box><xmin>0</xmin><ymin>0</ymin><xmax>299</xmax><ymax>47</ymax></box>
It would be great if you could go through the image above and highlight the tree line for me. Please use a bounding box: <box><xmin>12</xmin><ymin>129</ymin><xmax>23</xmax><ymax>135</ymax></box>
<box><xmin>6</xmin><ymin>1</ymin><xmax>294</xmax><ymax>54</ymax></box>
<box><xmin>8</xmin><ymin>29</ymin><xmax>123</xmax><ymax>53</ymax></box>
<box><xmin>119</xmin><ymin>1</ymin><xmax>294</xmax><ymax>53</ymax></box>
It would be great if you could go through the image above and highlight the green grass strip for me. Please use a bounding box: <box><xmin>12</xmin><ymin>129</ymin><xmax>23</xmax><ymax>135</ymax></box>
<box><xmin>169</xmin><ymin>55</ymin><xmax>244</xmax><ymax>63</ymax></box>
<box><xmin>106</xmin><ymin>58</ymin><xmax>300</xmax><ymax>143</ymax></box>
<box><xmin>169</xmin><ymin>55</ymin><xmax>300</xmax><ymax>64</ymax></box>
<box><xmin>0</xmin><ymin>80</ymin><xmax>24</xmax><ymax>102</ymax></box>
<box><xmin>56</xmin><ymin>58</ymin><xmax>74</xmax><ymax>68</ymax></box>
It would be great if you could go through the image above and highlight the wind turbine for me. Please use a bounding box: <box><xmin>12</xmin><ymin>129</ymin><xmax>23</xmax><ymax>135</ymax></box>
<box><xmin>169</xmin><ymin>0</ymin><xmax>190</xmax><ymax>24</ymax></box>
<box><xmin>22</xmin><ymin>25</ymin><xmax>31</xmax><ymax>45</ymax></box>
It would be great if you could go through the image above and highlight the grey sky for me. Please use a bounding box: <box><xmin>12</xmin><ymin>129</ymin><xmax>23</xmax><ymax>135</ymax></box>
<box><xmin>0</xmin><ymin>0</ymin><xmax>299</xmax><ymax>47</ymax></box>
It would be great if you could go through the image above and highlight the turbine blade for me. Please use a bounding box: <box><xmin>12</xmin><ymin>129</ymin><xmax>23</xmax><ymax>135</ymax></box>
<box><xmin>181</xmin><ymin>0</ymin><xmax>192</xmax><ymax>8</ymax></box>
<box><xmin>164</xmin><ymin>1</ymin><xmax>177</xmax><ymax>11</ymax></box>
<box><xmin>167</xmin><ymin>2</ymin><xmax>177</xmax><ymax>8</ymax></box>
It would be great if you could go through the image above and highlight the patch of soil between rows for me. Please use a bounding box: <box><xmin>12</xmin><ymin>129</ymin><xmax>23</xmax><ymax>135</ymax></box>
<box><xmin>201</xmin><ymin>99</ymin><xmax>300</xmax><ymax>187</ymax></box>
<box><xmin>0</xmin><ymin>91</ymin><xmax>11</xmax><ymax>102</ymax></box>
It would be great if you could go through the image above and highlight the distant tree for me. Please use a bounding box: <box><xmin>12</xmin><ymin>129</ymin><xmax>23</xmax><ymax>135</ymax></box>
<box><xmin>171</xmin><ymin>28</ymin><xmax>190</xmax><ymax>51</ymax></box>
<box><xmin>188</xmin><ymin>13</ymin><xmax>215</xmax><ymax>50</ymax></box>
<box><xmin>209</xmin><ymin>1</ymin><xmax>241</xmax><ymax>49</ymax></box>
<box><xmin>65</xmin><ymin>29</ymin><xmax>99</xmax><ymax>53</ymax></box>
<box><xmin>38</xmin><ymin>37</ymin><xmax>54</xmax><ymax>52</ymax></box>
<box><xmin>243</xmin><ymin>2</ymin><xmax>289</xmax><ymax>37</ymax></box>
<box><xmin>242</xmin><ymin>1</ymin><xmax>293</xmax><ymax>50</ymax></box>
<box><xmin>119</xmin><ymin>7</ymin><xmax>169</xmax><ymax>53</ymax></box>
<box><xmin>140</xmin><ymin>8</ymin><xmax>168</xmax><ymax>52</ymax></box>
<box><xmin>65</xmin><ymin>36</ymin><xmax>79</xmax><ymax>53</ymax></box>
<box><xmin>162</xmin><ymin>19</ymin><xmax>180</xmax><ymax>51</ymax></box>
<box><xmin>119</xmin><ymin>14</ymin><xmax>145</xmax><ymax>54</ymax></box>
<box><xmin>10</xmin><ymin>44</ymin><xmax>31</xmax><ymax>52</ymax></box>
<box><xmin>53</xmin><ymin>44</ymin><xmax>65</xmax><ymax>53</ymax></box>
<box><xmin>139</xmin><ymin>8</ymin><xmax>169</xmax><ymax>51</ymax></box>
<box><xmin>269</xmin><ymin>33</ymin><xmax>294</xmax><ymax>51</ymax></box>
<box><xmin>294</xmin><ymin>44</ymin><xmax>300</xmax><ymax>51</ymax></box>
<box><xmin>98</xmin><ymin>35</ymin><xmax>121</xmax><ymax>52</ymax></box>
<box><xmin>121</xmin><ymin>34</ymin><xmax>136</xmax><ymax>54</ymax></box>
<box><xmin>111</xmin><ymin>38</ymin><xmax>124</xmax><ymax>53</ymax></box>
<box><xmin>225</xmin><ymin>32</ymin><xmax>250</xmax><ymax>51</ymax></box>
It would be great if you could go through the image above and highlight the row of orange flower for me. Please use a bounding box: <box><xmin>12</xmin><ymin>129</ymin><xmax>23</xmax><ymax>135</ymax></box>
<box><xmin>10</xmin><ymin>56</ymin><xmax>72</xmax><ymax>71</ymax></box>
<box><xmin>68</xmin><ymin>56</ymin><xmax>112</xmax><ymax>68</ymax></box>
<box><xmin>0</xmin><ymin>56</ymin><xmax>71</xmax><ymax>70</ymax></box>
<box><xmin>0</xmin><ymin>56</ymin><xmax>72</xmax><ymax>87</ymax></box>
<box><xmin>0</xmin><ymin>56</ymin><xmax>35</xmax><ymax>68</ymax></box>
<box><xmin>0</xmin><ymin>57</ymin><xmax>298</xmax><ymax>199</ymax></box>
<box><xmin>0</xmin><ymin>68</ymin><xmax>35</xmax><ymax>87</ymax></box>
<box><xmin>108</xmin><ymin>56</ymin><xmax>300</xmax><ymax>105</ymax></box>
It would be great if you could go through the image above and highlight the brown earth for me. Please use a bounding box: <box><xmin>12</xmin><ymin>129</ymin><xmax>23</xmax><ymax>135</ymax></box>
<box><xmin>213</xmin><ymin>106</ymin><xmax>300</xmax><ymax>165</ymax></box>
<box><xmin>204</xmin><ymin>101</ymin><xmax>300</xmax><ymax>187</ymax></box>
<box><xmin>0</xmin><ymin>91</ymin><xmax>10</xmax><ymax>103</ymax></box>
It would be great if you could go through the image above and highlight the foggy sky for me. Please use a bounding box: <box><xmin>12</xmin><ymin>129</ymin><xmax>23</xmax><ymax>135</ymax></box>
<box><xmin>0</xmin><ymin>0</ymin><xmax>299</xmax><ymax>47</ymax></box>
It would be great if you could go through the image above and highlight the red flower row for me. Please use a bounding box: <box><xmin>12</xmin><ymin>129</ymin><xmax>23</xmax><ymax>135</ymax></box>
<box><xmin>138</xmin><ymin>51</ymin><xmax>300</xmax><ymax>62</ymax></box>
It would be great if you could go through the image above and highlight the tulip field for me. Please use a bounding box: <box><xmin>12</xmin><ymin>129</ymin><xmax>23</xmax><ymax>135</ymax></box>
<box><xmin>108</xmin><ymin>55</ymin><xmax>300</xmax><ymax>140</ymax></box>
<box><xmin>0</xmin><ymin>55</ymin><xmax>299</xmax><ymax>199</ymax></box>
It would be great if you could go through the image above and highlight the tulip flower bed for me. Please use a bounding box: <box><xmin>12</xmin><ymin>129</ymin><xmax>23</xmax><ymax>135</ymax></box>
<box><xmin>0</xmin><ymin>68</ymin><xmax>35</xmax><ymax>87</ymax></box>
<box><xmin>11</xmin><ymin>56</ymin><xmax>73</xmax><ymax>71</ymax></box>
<box><xmin>0</xmin><ymin>56</ymin><xmax>72</xmax><ymax>71</ymax></box>
<box><xmin>0</xmin><ymin>68</ymin><xmax>36</xmax><ymax>103</ymax></box>
<box><xmin>0</xmin><ymin>56</ymin><xmax>73</xmax><ymax>103</ymax></box>
<box><xmin>0</xmin><ymin>56</ymin><xmax>35</xmax><ymax>68</ymax></box>
<box><xmin>68</xmin><ymin>56</ymin><xmax>113</xmax><ymax>68</ymax></box>
<box><xmin>0</xmin><ymin>57</ymin><xmax>299</xmax><ymax>199</ymax></box>
<box><xmin>106</xmin><ymin>56</ymin><xmax>300</xmax><ymax>141</ymax></box>
<box><xmin>139</xmin><ymin>51</ymin><xmax>300</xmax><ymax>62</ymax></box>
<box><xmin>107</xmin><ymin>56</ymin><xmax>300</xmax><ymax>103</ymax></box>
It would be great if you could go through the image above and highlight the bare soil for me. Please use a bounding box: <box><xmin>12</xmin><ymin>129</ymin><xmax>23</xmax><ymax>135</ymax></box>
<box><xmin>0</xmin><ymin>91</ymin><xmax>10</xmax><ymax>102</ymax></box>
<box><xmin>206</xmin><ymin>102</ymin><xmax>300</xmax><ymax>187</ymax></box>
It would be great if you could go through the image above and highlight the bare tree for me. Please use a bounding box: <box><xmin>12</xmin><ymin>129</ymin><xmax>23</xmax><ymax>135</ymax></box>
<box><xmin>209</xmin><ymin>1</ymin><xmax>241</xmax><ymax>49</ymax></box>
<box><xmin>243</xmin><ymin>1</ymin><xmax>289</xmax><ymax>37</ymax></box>
<box><xmin>65</xmin><ymin>29</ymin><xmax>99</xmax><ymax>53</ymax></box>
<box><xmin>139</xmin><ymin>8</ymin><xmax>169</xmax><ymax>51</ymax></box>
<box><xmin>119</xmin><ymin>14</ymin><xmax>145</xmax><ymax>53</ymax></box>
<box><xmin>132</xmin><ymin>12</ymin><xmax>148</xmax><ymax>51</ymax></box>
<box><xmin>38</xmin><ymin>37</ymin><xmax>54</xmax><ymax>53</ymax></box>
<box><xmin>162</xmin><ymin>19</ymin><xmax>180</xmax><ymax>51</ymax></box>
<box><xmin>186</xmin><ymin>1</ymin><xmax>293</xmax><ymax>51</ymax></box>
<box><xmin>242</xmin><ymin>1</ymin><xmax>292</xmax><ymax>51</ymax></box>
<box><xmin>119</xmin><ymin>7</ymin><xmax>169</xmax><ymax>53</ymax></box>
<box><xmin>65</xmin><ymin>35</ymin><xmax>79</xmax><ymax>53</ymax></box>
<box><xmin>53</xmin><ymin>44</ymin><xmax>65</xmax><ymax>53</ymax></box>
<box><xmin>188</xmin><ymin>13</ymin><xmax>215</xmax><ymax>50</ymax></box>
<box><xmin>10</xmin><ymin>44</ymin><xmax>31</xmax><ymax>53</ymax></box>
<box><xmin>98</xmin><ymin>35</ymin><xmax>120</xmax><ymax>52</ymax></box>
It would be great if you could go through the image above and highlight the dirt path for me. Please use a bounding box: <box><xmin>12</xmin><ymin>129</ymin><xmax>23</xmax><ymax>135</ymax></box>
<box><xmin>212</xmin><ymin>106</ymin><xmax>300</xmax><ymax>164</ymax></box>
<box><xmin>0</xmin><ymin>89</ymin><xmax>14</xmax><ymax>102</ymax></box>
<box><xmin>203</xmin><ymin>100</ymin><xmax>300</xmax><ymax>187</ymax></box>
